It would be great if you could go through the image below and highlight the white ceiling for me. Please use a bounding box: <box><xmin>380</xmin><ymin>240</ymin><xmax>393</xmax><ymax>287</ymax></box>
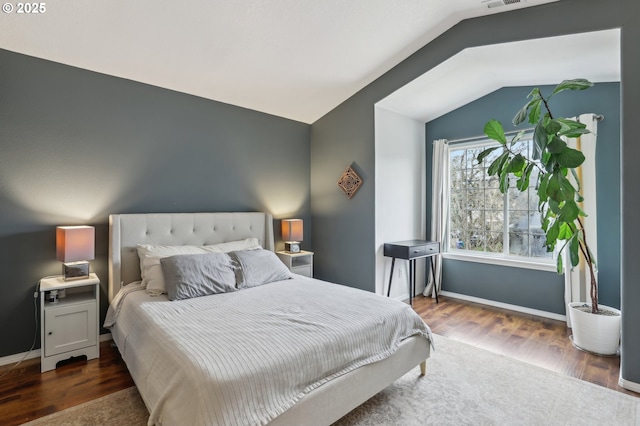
<box><xmin>0</xmin><ymin>0</ymin><xmax>560</xmax><ymax>124</ymax></box>
<box><xmin>377</xmin><ymin>29</ymin><xmax>621</xmax><ymax>122</ymax></box>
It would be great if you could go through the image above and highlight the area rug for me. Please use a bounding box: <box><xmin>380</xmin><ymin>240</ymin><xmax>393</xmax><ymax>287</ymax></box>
<box><xmin>23</xmin><ymin>335</ymin><xmax>639</xmax><ymax>425</ymax></box>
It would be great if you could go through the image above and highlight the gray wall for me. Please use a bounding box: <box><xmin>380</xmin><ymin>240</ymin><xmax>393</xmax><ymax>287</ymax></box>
<box><xmin>0</xmin><ymin>49</ymin><xmax>310</xmax><ymax>357</ymax></box>
<box><xmin>426</xmin><ymin>83</ymin><xmax>621</xmax><ymax>314</ymax></box>
<box><xmin>310</xmin><ymin>0</ymin><xmax>640</xmax><ymax>386</ymax></box>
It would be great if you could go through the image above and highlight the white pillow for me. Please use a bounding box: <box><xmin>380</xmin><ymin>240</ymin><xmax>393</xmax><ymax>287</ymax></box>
<box><xmin>137</xmin><ymin>245</ymin><xmax>213</xmax><ymax>294</ymax></box>
<box><xmin>203</xmin><ymin>238</ymin><xmax>261</xmax><ymax>253</ymax></box>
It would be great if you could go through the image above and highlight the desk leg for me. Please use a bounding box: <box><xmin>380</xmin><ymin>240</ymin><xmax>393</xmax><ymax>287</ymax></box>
<box><xmin>386</xmin><ymin>257</ymin><xmax>396</xmax><ymax>297</ymax></box>
<box><xmin>408</xmin><ymin>259</ymin><xmax>414</xmax><ymax>306</ymax></box>
<box><xmin>429</xmin><ymin>256</ymin><xmax>439</xmax><ymax>303</ymax></box>
<box><xmin>413</xmin><ymin>259</ymin><xmax>417</xmax><ymax>301</ymax></box>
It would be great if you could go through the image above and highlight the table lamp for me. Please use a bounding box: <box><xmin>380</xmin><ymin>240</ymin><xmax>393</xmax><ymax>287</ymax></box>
<box><xmin>281</xmin><ymin>219</ymin><xmax>303</xmax><ymax>253</ymax></box>
<box><xmin>56</xmin><ymin>225</ymin><xmax>95</xmax><ymax>280</ymax></box>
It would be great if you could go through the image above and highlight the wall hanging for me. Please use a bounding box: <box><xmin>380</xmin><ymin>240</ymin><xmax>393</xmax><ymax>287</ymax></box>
<box><xmin>337</xmin><ymin>165</ymin><xmax>362</xmax><ymax>199</ymax></box>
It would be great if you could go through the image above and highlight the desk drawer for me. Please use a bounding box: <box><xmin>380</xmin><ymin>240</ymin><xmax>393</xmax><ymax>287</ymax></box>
<box><xmin>384</xmin><ymin>241</ymin><xmax>440</xmax><ymax>259</ymax></box>
<box><xmin>407</xmin><ymin>243</ymin><xmax>439</xmax><ymax>259</ymax></box>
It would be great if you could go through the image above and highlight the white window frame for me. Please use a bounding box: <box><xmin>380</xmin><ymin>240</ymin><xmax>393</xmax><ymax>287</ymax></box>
<box><xmin>441</xmin><ymin>135</ymin><xmax>556</xmax><ymax>272</ymax></box>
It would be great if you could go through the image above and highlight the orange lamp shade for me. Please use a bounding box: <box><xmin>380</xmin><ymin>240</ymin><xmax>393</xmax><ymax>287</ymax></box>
<box><xmin>281</xmin><ymin>219</ymin><xmax>303</xmax><ymax>243</ymax></box>
<box><xmin>56</xmin><ymin>226</ymin><xmax>95</xmax><ymax>262</ymax></box>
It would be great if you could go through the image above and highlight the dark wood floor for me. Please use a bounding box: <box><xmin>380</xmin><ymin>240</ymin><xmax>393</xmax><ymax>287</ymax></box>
<box><xmin>0</xmin><ymin>295</ymin><xmax>636</xmax><ymax>425</ymax></box>
<box><xmin>0</xmin><ymin>340</ymin><xmax>134</xmax><ymax>425</ymax></box>
<box><xmin>415</xmin><ymin>295</ymin><xmax>635</xmax><ymax>396</ymax></box>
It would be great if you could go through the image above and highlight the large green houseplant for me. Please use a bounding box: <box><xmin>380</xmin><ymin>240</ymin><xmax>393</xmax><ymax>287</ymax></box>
<box><xmin>479</xmin><ymin>79</ymin><xmax>621</xmax><ymax>355</ymax></box>
<box><xmin>478</xmin><ymin>79</ymin><xmax>598</xmax><ymax>312</ymax></box>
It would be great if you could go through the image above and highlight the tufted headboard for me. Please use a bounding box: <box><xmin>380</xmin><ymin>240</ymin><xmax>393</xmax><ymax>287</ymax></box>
<box><xmin>108</xmin><ymin>212</ymin><xmax>274</xmax><ymax>301</ymax></box>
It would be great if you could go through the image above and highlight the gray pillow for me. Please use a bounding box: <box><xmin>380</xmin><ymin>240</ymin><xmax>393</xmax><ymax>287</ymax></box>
<box><xmin>230</xmin><ymin>249</ymin><xmax>293</xmax><ymax>288</ymax></box>
<box><xmin>160</xmin><ymin>252</ymin><xmax>237</xmax><ymax>301</ymax></box>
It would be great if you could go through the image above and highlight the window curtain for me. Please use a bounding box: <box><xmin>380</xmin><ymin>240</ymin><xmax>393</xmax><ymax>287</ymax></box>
<box><xmin>563</xmin><ymin>113</ymin><xmax>598</xmax><ymax>327</ymax></box>
<box><xmin>424</xmin><ymin>139</ymin><xmax>448</xmax><ymax>299</ymax></box>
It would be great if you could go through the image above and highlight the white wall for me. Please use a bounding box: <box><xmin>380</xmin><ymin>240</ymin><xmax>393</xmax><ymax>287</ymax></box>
<box><xmin>374</xmin><ymin>106</ymin><xmax>426</xmax><ymax>298</ymax></box>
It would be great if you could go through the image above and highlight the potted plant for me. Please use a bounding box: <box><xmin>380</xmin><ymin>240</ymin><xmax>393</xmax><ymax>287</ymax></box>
<box><xmin>478</xmin><ymin>79</ymin><xmax>620</xmax><ymax>355</ymax></box>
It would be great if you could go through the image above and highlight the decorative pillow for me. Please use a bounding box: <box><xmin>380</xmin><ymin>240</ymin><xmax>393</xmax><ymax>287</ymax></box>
<box><xmin>160</xmin><ymin>253</ymin><xmax>237</xmax><ymax>301</ymax></box>
<box><xmin>137</xmin><ymin>244</ymin><xmax>213</xmax><ymax>294</ymax></box>
<box><xmin>203</xmin><ymin>238</ymin><xmax>261</xmax><ymax>253</ymax></box>
<box><xmin>136</xmin><ymin>239</ymin><xmax>261</xmax><ymax>295</ymax></box>
<box><xmin>230</xmin><ymin>248</ymin><xmax>293</xmax><ymax>289</ymax></box>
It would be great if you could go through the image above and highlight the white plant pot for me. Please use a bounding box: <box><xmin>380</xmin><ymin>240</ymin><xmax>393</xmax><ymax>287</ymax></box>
<box><xmin>568</xmin><ymin>302</ymin><xmax>621</xmax><ymax>356</ymax></box>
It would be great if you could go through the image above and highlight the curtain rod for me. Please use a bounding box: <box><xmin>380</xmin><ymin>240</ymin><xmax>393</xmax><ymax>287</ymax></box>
<box><xmin>437</xmin><ymin>114</ymin><xmax>604</xmax><ymax>145</ymax></box>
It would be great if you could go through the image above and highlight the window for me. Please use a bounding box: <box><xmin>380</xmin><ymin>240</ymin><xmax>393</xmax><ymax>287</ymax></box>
<box><xmin>447</xmin><ymin>135</ymin><xmax>552</xmax><ymax>262</ymax></box>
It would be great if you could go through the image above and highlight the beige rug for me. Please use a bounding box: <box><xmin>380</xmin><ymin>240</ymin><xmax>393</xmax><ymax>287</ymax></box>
<box><xmin>24</xmin><ymin>335</ymin><xmax>640</xmax><ymax>426</ymax></box>
<box><xmin>22</xmin><ymin>386</ymin><xmax>147</xmax><ymax>426</ymax></box>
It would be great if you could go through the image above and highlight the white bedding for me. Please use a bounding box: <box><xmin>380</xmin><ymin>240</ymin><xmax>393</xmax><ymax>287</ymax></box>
<box><xmin>106</xmin><ymin>276</ymin><xmax>432</xmax><ymax>426</ymax></box>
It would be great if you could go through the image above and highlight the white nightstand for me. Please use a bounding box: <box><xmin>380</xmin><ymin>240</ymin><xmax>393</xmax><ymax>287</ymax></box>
<box><xmin>276</xmin><ymin>250</ymin><xmax>314</xmax><ymax>278</ymax></box>
<box><xmin>39</xmin><ymin>273</ymin><xmax>100</xmax><ymax>372</ymax></box>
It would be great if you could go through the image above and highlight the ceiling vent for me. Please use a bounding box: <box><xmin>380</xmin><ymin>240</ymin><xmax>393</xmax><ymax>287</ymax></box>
<box><xmin>483</xmin><ymin>0</ymin><xmax>523</xmax><ymax>8</ymax></box>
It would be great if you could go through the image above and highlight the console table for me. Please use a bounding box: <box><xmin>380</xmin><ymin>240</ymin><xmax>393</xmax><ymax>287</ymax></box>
<box><xmin>383</xmin><ymin>240</ymin><xmax>440</xmax><ymax>305</ymax></box>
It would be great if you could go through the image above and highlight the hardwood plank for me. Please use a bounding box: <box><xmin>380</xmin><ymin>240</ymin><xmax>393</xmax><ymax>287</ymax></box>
<box><xmin>0</xmin><ymin>341</ymin><xmax>134</xmax><ymax>426</ymax></box>
<box><xmin>0</xmin><ymin>295</ymin><xmax>636</xmax><ymax>425</ymax></box>
<box><xmin>415</xmin><ymin>295</ymin><xmax>637</xmax><ymax>397</ymax></box>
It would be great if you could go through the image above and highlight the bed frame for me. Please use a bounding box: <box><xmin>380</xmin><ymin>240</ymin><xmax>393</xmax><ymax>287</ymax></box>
<box><xmin>108</xmin><ymin>212</ymin><xmax>430</xmax><ymax>425</ymax></box>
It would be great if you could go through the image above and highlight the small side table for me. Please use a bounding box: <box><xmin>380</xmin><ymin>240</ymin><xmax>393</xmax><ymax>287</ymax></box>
<box><xmin>276</xmin><ymin>250</ymin><xmax>314</xmax><ymax>278</ymax></box>
<box><xmin>39</xmin><ymin>273</ymin><xmax>100</xmax><ymax>372</ymax></box>
<box><xmin>383</xmin><ymin>240</ymin><xmax>440</xmax><ymax>305</ymax></box>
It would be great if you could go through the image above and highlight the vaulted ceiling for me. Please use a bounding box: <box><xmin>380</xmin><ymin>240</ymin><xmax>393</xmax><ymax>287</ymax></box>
<box><xmin>1</xmin><ymin>0</ymin><xmax>562</xmax><ymax>123</ymax></box>
<box><xmin>378</xmin><ymin>29</ymin><xmax>621</xmax><ymax>122</ymax></box>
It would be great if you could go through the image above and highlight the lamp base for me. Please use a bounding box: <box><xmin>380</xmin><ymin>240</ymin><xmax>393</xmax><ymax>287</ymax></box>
<box><xmin>63</xmin><ymin>261</ymin><xmax>90</xmax><ymax>280</ymax></box>
<box><xmin>284</xmin><ymin>242</ymin><xmax>301</xmax><ymax>253</ymax></box>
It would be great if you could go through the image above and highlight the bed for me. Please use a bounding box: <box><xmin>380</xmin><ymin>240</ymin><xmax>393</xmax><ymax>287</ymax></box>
<box><xmin>106</xmin><ymin>212</ymin><xmax>432</xmax><ymax>425</ymax></box>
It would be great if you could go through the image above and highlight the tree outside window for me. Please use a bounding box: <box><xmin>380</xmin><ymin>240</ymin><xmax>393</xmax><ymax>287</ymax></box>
<box><xmin>448</xmin><ymin>137</ymin><xmax>551</xmax><ymax>260</ymax></box>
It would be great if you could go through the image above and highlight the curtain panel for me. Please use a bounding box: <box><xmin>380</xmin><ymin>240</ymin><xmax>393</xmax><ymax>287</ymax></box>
<box><xmin>424</xmin><ymin>139</ymin><xmax>448</xmax><ymax>298</ymax></box>
<box><xmin>563</xmin><ymin>113</ymin><xmax>599</xmax><ymax>327</ymax></box>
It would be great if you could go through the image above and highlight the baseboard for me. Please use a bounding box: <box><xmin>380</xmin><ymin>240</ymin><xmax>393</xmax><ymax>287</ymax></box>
<box><xmin>0</xmin><ymin>348</ymin><xmax>40</xmax><ymax>367</ymax></box>
<box><xmin>393</xmin><ymin>293</ymin><xmax>410</xmax><ymax>302</ymax></box>
<box><xmin>0</xmin><ymin>333</ymin><xmax>112</xmax><ymax>367</ymax></box>
<box><xmin>440</xmin><ymin>291</ymin><xmax>567</xmax><ymax>322</ymax></box>
<box><xmin>619</xmin><ymin>376</ymin><xmax>640</xmax><ymax>393</ymax></box>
